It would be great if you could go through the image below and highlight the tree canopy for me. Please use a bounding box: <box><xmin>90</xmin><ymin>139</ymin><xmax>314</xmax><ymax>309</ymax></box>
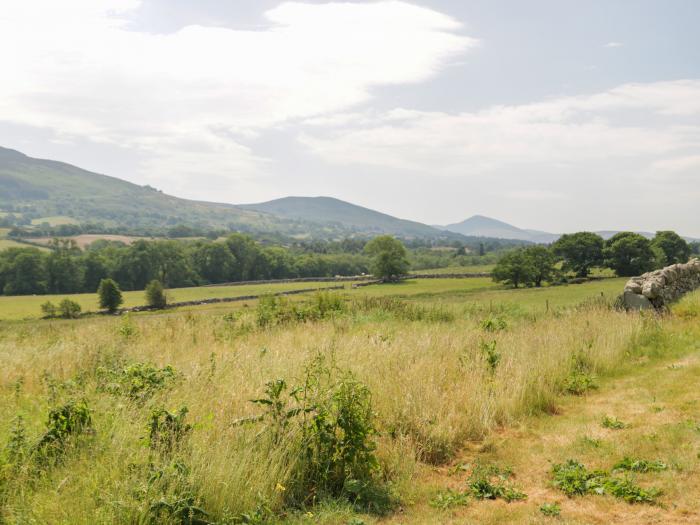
<box><xmin>652</xmin><ymin>231</ymin><xmax>690</xmax><ymax>265</ymax></box>
<box><xmin>604</xmin><ymin>232</ymin><xmax>656</xmax><ymax>277</ymax></box>
<box><xmin>364</xmin><ymin>236</ymin><xmax>410</xmax><ymax>281</ymax></box>
<box><xmin>551</xmin><ymin>232</ymin><xmax>604</xmax><ymax>277</ymax></box>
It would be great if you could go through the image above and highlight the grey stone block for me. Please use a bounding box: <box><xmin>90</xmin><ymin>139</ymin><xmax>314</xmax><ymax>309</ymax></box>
<box><xmin>623</xmin><ymin>291</ymin><xmax>654</xmax><ymax>311</ymax></box>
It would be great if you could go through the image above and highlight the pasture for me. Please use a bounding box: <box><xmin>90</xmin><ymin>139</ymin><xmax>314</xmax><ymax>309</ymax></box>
<box><xmin>0</xmin><ymin>276</ymin><xmax>698</xmax><ymax>524</ymax></box>
<box><xmin>0</xmin><ymin>280</ymin><xmax>357</xmax><ymax>321</ymax></box>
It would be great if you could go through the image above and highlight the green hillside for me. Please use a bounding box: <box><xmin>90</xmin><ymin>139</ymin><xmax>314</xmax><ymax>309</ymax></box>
<box><xmin>0</xmin><ymin>147</ymin><xmax>472</xmax><ymax>241</ymax></box>
<box><xmin>240</xmin><ymin>196</ymin><xmax>456</xmax><ymax>239</ymax></box>
<box><xmin>0</xmin><ymin>146</ymin><xmax>273</xmax><ymax>232</ymax></box>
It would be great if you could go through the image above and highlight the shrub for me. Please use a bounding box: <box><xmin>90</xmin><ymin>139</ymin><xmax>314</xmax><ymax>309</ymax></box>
<box><xmin>98</xmin><ymin>278</ymin><xmax>123</xmax><ymax>313</ymax></box>
<box><xmin>145</xmin><ymin>279</ymin><xmax>167</xmax><ymax>309</ymax></box>
<box><xmin>34</xmin><ymin>400</ymin><xmax>93</xmax><ymax>461</ymax></box>
<box><xmin>480</xmin><ymin>316</ymin><xmax>508</xmax><ymax>332</ymax></box>
<box><xmin>97</xmin><ymin>362</ymin><xmax>178</xmax><ymax>402</ymax></box>
<box><xmin>148</xmin><ymin>407</ymin><xmax>192</xmax><ymax>456</ymax></box>
<box><xmin>479</xmin><ymin>340</ymin><xmax>501</xmax><ymax>374</ymax></box>
<box><xmin>58</xmin><ymin>298</ymin><xmax>82</xmax><ymax>319</ymax></box>
<box><xmin>40</xmin><ymin>301</ymin><xmax>58</xmax><ymax>318</ymax></box>
<box><xmin>245</xmin><ymin>356</ymin><xmax>388</xmax><ymax>512</ymax></box>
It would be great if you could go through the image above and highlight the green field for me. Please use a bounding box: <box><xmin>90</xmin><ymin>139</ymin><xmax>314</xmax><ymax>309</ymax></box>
<box><xmin>410</xmin><ymin>264</ymin><xmax>494</xmax><ymax>275</ymax></box>
<box><xmin>0</xmin><ymin>239</ymin><xmax>29</xmax><ymax>251</ymax></box>
<box><xmin>30</xmin><ymin>215</ymin><xmax>80</xmax><ymax>226</ymax></box>
<box><xmin>353</xmin><ymin>276</ymin><xmax>625</xmax><ymax>311</ymax></box>
<box><xmin>0</xmin><ymin>277</ymin><xmax>625</xmax><ymax>321</ymax></box>
<box><xmin>0</xmin><ymin>280</ymin><xmax>358</xmax><ymax>321</ymax></box>
<box><xmin>1</xmin><ymin>272</ymin><xmax>698</xmax><ymax>524</ymax></box>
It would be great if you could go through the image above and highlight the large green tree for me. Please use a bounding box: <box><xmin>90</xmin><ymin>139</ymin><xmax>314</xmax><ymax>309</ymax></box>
<box><xmin>652</xmin><ymin>231</ymin><xmax>690</xmax><ymax>265</ymax></box>
<box><xmin>98</xmin><ymin>278</ymin><xmax>123</xmax><ymax>313</ymax></box>
<box><xmin>523</xmin><ymin>245</ymin><xmax>556</xmax><ymax>287</ymax></box>
<box><xmin>604</xmin><ymin>232</ymin><xmax>656</xmax><ymax>277</ymax></box>
<box><xmin>225</xmin><ymin>233</ymin><xmax>266</xmax><ymax>281</ymax></box>
<box><xmin>0</xmin><ymin>248</ymin><xmax>47</xmax><ymax>295</ymax></box>
<box><xmin>364</xmin><ymin>235</ymin><xmax>410</xmax><ymax>281</ymax></box>
<box><xmin>551</xmin><ymin>232</ymin><xmax>605</xmax><ymax>277</ymax></box>
<box><xmin>192</xmin><ymin>242</ymin><xmax>237</xmax><ymax>283</ymax></box>
<box><xmin>492</xmin><ymin>249</ymin><xmax>535</xmax><ymax>288</ymax></box>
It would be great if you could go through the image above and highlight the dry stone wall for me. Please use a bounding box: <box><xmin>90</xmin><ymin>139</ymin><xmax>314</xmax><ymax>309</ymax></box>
<box><xmin>623</xmin><ymin>258</ymin><xmax>700</xmax><ymax>310</ymax></box>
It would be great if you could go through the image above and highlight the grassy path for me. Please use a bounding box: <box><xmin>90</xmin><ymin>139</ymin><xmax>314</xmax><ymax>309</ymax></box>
<box><xmin>385</xmin><ymin>345</ymin><xmax>700</xmax><ymax>524</ymax></box>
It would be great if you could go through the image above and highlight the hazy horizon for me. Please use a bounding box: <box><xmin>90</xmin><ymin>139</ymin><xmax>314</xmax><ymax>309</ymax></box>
<box><xmin>1</xmin><ymin>1</ymin><xmax>699</xmax><ymax>236</ymax></box>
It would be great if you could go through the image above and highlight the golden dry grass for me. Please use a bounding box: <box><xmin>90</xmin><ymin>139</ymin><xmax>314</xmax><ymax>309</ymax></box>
<box><xmin>0</xmin><ymin>286</ymin><xmax>698</xmax><ymax>524</ymax></box>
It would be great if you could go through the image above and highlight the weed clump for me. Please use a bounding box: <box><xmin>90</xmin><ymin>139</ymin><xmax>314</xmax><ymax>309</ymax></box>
<box><xmin>479</xmin><ymin>340</ymin><xmax>501</xmax><ymax>374</ymax></box>
<box><xmin>148</xmin><ymin>407</ymin><xmax>192</xmax><ymax>456</ymax></box>
<box><xmin>539</xmin><ymin>502</ymin><xmax>561</xmax><ymax>516</ymax></box>
<box><xmin>551</xmin><ymin>459</ymin><xmax>661</xmax><ymax>504</ymax></box>
<box><xmin>430</xmin><ymin>489</ymin><xmax>470</xmax><ymax>509</ymax></box>
<box><xmin>243</xmin><ymin>356</ymin><xmax>389</xmax><ymax>513</ymax></box>
<box><xmin>353</xmin><ymin>296</ymin><xmax>454</xmax><ymax>323</ymax></box>
<box><xmin>256</xmin><ymin>292</ymin><xmax>346</xmax><ymax>328</ymax></box>
<box><xmin>34</xmin><ymin>400</ymin><xmax>93</xmax><ymax>463</ymax></box>
<box><xmin>612</xmin><ymin>457</ymin><xmax>668</xmax><ymax>473</ymax></box>
<box><xmin>467</xmin><ymin>464</ymin><xmax>526</xmax><ymax>503</ymax></box>
<box><xmin>480</xmin><ymin>315</ymin><xmax>508</xmax><ymax>332</ymax></box>
<box><xmin>601</xmin><ymin>416</ymin><xmax>626</xmax><ymax>430</ymax></box>
<box><xmin>97</xmin><ymin>362</ymin><xmax>178</xmax><ymax>402</ymax></box>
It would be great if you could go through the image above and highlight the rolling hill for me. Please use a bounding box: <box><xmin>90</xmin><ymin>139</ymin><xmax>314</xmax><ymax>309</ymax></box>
<box><xmin>0</xmin><ymin>147</ymin><xmax>462</xmax><ymax>241</ymax></box>
<box><xmin>441</xmin><ymin>215</ymin><xmax>699</xmax><ymax>243</ymax></box>
<box><xmin>0</xmin><ymin>146</ymin><xmax>274</xmax><ymax>232</ymax></box>
<box><xmin>240</xmin><ymin>196</ymin><xmax>456</xmax><ymax>239</ymax></box>
<box><xmin>441</xmin><ymin>215</ymin><xmax>559</xmax><ymax>243</ymax></box>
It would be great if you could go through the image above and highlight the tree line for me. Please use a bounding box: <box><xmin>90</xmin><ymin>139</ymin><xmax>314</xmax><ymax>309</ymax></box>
<box><xmin>0</xmin><ymin>234</ymin><xmax>375</xmax><ymax>296</ymax></box>
<box><xmin>492</xmin><ymin>230</ymin><xmax>694</xmax><ymax>288</ymax></box>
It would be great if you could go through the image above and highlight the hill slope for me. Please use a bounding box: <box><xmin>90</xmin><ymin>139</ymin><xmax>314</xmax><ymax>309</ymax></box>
<box><xmin>442</xmin><ymin>215</ymin><xmax>559</xmax><ymax>243</ymax></box>
<box><xmin>0</xmin><ymin>147</ymin><xmax>462</xmax><ymax>240</ymax></box>
<box><xmin>0</xmin><ymin>146</ymin><xmax>274</xmax><ymax>232</ymax></box>
<box><xmin>240</xmin><ymin>196</ymin><xmax>455</xmax><ymax>239</ymax></box>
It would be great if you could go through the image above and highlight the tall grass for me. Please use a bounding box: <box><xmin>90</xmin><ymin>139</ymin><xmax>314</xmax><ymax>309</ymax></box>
<box><xmin>0</xmin><ymin>291</ymin><xmax>697</xmax><ymax>522</ymax></box>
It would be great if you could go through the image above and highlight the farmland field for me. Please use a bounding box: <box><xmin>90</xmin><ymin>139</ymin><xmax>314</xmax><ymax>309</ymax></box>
<box><xmin>0</xmin><ymin>280</ymin><xmax>357</xmax><ymax>321</ymax></box>
<box><xmin>1</xmin><ymin>276</ymin><xmax>698</xmax><ymax>524</ymax></box>
<box><xmin>28</xmin><ymin>233</ymin><xmax>150</xmax><ymax>249</ymax></box>
<box><xmin>30</xmin><ymin>215</ymin><xmax>80</xmax><ymax>226</ymax></box>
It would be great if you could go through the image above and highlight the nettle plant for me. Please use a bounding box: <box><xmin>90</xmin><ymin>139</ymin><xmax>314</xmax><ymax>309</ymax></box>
<box><xmin>241</xmin><ymin>355</ymin><xmax>389</xmax><ymax>512</ymax></box>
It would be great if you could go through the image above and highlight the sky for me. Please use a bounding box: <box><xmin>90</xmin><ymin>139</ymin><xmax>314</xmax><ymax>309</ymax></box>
<box><xmin>0</xmin><ymin>0</ymin><xmax>699</xmax><ymax>236</ymax></box>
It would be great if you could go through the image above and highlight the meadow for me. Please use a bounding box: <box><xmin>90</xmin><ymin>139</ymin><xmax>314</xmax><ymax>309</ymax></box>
<box><xmin>0</xmin><ymin>276</ymin><xmax>698</xmax><ymax>524</ymax></box>
<box><xmin>0</xmin><ymin>280</ymin><xmax>356</xmax><ymax>321</ymax></box>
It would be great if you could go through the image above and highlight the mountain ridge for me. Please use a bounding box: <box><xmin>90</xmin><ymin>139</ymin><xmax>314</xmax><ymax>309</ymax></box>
<box><xmin>440</xmin><ymin>215</ymin><xmax>699</xmax><ymax>243</ymax></box>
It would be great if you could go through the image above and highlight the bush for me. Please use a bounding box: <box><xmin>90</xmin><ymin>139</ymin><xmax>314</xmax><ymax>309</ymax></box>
<box><xmin>58</xmin><ymin>299</ymin><xmax>82</xmax><ymax>319</ymax></box>
<box><xmin>97</xmin><ymin>278</ymin><xmax>123</xmax><ymax>313</ymax></box>
<box><xmin>148</xmin><ymin>407</ymin><xmax>192</xmax><ymax>456</ymax></box>
<box><xmin>245</xmin><ymin>356</ymin><xmax>389</xmax><ymax>512</ymax></box>
<box><xmin>145</xmin><ymin>279</ymin><xmax>167</xmax><ymax>309</ymax></box>
<box><xmin>40</xmin><ymin>301</ymin><xmax>58</xmax><ymax>318</ymax></box>
<box><xmin>34</xmin><ymin>400</ymin><xmax>93</xmax><ymax>462</ymax></box>
<box><xmin>97</xmin><ymin>362</ymin><xmax>178</xmax><ymax>402</ymax></box>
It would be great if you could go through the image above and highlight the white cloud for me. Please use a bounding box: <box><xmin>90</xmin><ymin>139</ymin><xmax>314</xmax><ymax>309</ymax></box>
<box><xmin>604</xmin><ymin>41</ymin><xmax>624</xmax><ymax>48</ymax></box>
<box><xmin>0</xmin><ymin>0</ymin><xmax>475</xmax><ymax>191</ymax></box>
<box><xmin>299</xmin><ymin>80</ymin><xmax>700</xmax><ymax>182</ymax></box>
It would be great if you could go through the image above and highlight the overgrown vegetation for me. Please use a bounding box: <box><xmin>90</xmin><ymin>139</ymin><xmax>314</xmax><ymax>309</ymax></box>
<box><xmin>0</xmin><ymin>278</ymin><xmax>697</xmax><ymax>523</ymax></box>
<box><xmin>551</xmin><ymin>459</ymin><xmax>661</xmax><ymax>504</ymax></box>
